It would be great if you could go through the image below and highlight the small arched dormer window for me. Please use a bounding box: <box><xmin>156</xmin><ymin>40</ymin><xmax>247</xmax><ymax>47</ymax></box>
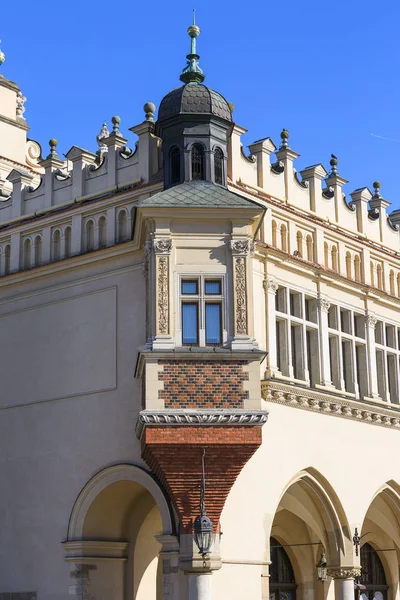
<box><xmin>170</xmin><ymin>147</ymin><xmax>181</xmax><ymax>185</ymax></box>
<box><xmin>214</xmin><ymin>147</ymin><xmax>224</xmax><ymax>185</ymax></box>
<box><xmin>191</xmin><ymin>144</ymin><xmax>205</xmax><ymax>181</ymax></box>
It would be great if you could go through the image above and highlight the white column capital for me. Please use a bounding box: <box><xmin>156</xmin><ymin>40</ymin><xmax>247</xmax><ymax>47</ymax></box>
<box><xmin>317</xmin><ymin>297</ymin><xmax>331</xmax><ymax>313</ymax></box>
<box><xmin>263</xmin><ymin>277</ymin><xmax>279</xmax><ymax>294</ymax></box>
<box><xmin>365</xmin><ymin>314</ymin><xmax>377</xmax><ymax>329</ymax></box>
<box><xmin>327</xmin><ymin>567</ymin><xmax>361</xmax><ymax>579</ymax></box>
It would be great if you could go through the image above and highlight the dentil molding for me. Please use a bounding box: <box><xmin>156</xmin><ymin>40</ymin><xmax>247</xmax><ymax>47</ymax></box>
<box><xmin>262</xmin><ymin>380</ymin><xmax>400</xmax><ymax>430</ymax></box>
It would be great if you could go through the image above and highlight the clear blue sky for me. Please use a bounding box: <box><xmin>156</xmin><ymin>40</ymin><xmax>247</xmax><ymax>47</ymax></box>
<box><xmin>2</xmin><ymin>0</ymin><xmax>400</xmax><ymax>208</ymax></box>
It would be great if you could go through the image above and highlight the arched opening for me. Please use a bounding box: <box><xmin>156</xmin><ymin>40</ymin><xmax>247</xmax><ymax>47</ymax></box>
<box><xmin>346</xmin><ymin>251</ymin><xmax>352</xmax><ymax>279</ymax></box>
<box><xmin>359</xmin><ymin>543</ymin><xmax>388</xmax><ymax>600</ymax></box>
<box><xmin>371</xmin><ymin>263</ymin><xmax>375</xmax><ymax>288</ymax></box>
<box><xmin>86</xmin><ymin>220</ymin><xmax>94</xmax><ymax>252</ymax></box>
<box><xmin>214</xmin><ymin>147</ymin><xmax>224</xmax><ymax>185</ymax></box>
<box><xmin>270</xmin><ymin>537</ymin><xmax>297</xmax><ymax>600</ymax></box>
<box><xmin>324</xmin><ymin>242</ymin><xmax>329</xmax><ymax>267</ymax></box>
<box><xmin>281</xmin><ymin>225</ymin><xmax>287</xmax><ymax>253</ymax></box>
<box><xmin>296</xmin><ymin>231</ymin><xmax>303</xmax><ymax>258</ymax></box>
<box><xmin>360</xmin><ymin>482</ymin><xmax>400</xmax><ymax>600</ymax></box>
<box><xmin>269</xmin><ymin>468</ymin><xmax>352</xmax><ymax>600</ymax></box>
<box><xmin>34</xmin><ymin>235</ymin><xmax>42</xmax><ymax>267</ymax></box>
<box><xmin>66</xmin><ymin>465</ymin><xmax>175</xmax><ymax>600</ymax></box>
<box><xmin>331</xmin><ymin>246</ymin><xmax>338</xmax><ymax>272</ymax></box>
<box><xmin>355</xmin><ymin>255</ymin><xmax>361</xmax><ymax>283</ymax></box>
<box><xmin>99</xmin><ymin>216</ymin><xmax>107</xmax><ymax>248</ymax></box>
<box><xmin>397</xmin><ymin>274</ymin><xmax>400</xmax><ymax>297</ymax></box>
<box><xmin>23</xmin><ymin>238</ymin><xmax>31</xmax><ymax>269</ymax></box>
<box><xmin>64</xmin><ymin>226</ymin><xmax>72</xmax><ymax>258</ymax></box>
<box><xmin>170</xmin><ymin>146</ymin><xmax>181</xmax><ymax>186</ymax></box>
<box><xmin>272</xmin><ymin>221</ymin><xmax>277</xmax><ymax>248</ymax></box>
<box><xmin>191</xmin><ymin>144</ymin><xmax>205</xmax><ymax>181</ymax></box>
<box><xmin>4</xmin><ymin>244</ymin><xmax>10</xmax><ymax>275</ymax></box>
<box><xmin>117</xmin><ymin>210</ymin><xmax>127</xmax><ymax>243</ymax></box>
<box><xmin>53</xmin><ymin>230</ymin><xmax>61</xmax><ymax>261</ymax></box>
<box><xmin>306</xmin><ymin>235</ymin><xmax>313</xmax><ymax>262</ymax></box>
<box><xmin>389</xmin><ymin>270</ymin><xmax>395</xmax><ymax>296</ymax></box>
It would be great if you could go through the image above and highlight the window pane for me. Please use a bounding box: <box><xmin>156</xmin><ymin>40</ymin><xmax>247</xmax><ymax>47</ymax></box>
<box><xmin>205</xmin><ymin>280</ymin><xmax>221</xmax><ymax>295</ymax></box>
<box><xmin>182</xmin><ymin>280</ymin><xmax>198</xmax><ymax>295</ymax></box>
<box><xmin>182</xmin><ymin>303</ymin><xmax>198</xmax><ymax>344</ymax></box>
<box><xmin>205</xmin><ymin>303</ymin><xmax>221</xmax><ymax>344</ymax></box>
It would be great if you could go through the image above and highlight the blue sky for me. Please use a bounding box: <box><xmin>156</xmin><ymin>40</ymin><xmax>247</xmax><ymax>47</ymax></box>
<box><xmin>2</xmin><ymin>0</ymin><xmax>400</xmax><ymax>209</ymax></box>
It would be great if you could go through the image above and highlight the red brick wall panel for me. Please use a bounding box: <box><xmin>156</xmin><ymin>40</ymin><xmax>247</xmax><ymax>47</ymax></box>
<box><xmin>142</xmin><ymin>426</ymin><xmax>262</xmax><ymax>532</ymax></box>
<box><xmin>159</xmin><ymin>360</ymin><xmax>249</xmax><ymax>409</ymax></box>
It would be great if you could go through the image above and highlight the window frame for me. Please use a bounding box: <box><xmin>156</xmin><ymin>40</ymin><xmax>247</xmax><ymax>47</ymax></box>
<box><xmin>177</xmin><ymin>273</ymin><xmax>226</xmax><ymax>347</ymax></box>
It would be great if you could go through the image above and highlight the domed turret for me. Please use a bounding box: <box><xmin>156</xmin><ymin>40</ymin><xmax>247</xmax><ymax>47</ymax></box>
<box><xmin>156</xmin><ymin>13</ymin><xmax>233</xmax><ymax>190</ymax></box>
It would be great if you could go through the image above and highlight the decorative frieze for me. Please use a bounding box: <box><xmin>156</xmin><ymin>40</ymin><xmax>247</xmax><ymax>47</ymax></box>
<box><xmin>326</xmin><ymin>567</ymin><xmax>361</xmax><ymax>580</ymax></box>
<box><xmin>157</xmin><ymin>255</ymin><xmax>169</xmax><ymax>335</ymax></box>
<box><xmin>235</xmin><ymin>257</ymin><xmax>247</xmax><ymax>335</ymax></box>
<box><xmin>136</xmin><ymin>409</ymin><xmax>269</xmax><ymax>437</ymax></box>
<box><xmin>261</xmin><ymin>380</ymin><xmax>400</xmax><ymax>430</ymax></box>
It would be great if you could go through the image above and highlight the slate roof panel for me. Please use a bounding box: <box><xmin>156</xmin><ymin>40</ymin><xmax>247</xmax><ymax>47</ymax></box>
<box><xmin>138</xmin><ymin>182</ymin><xmax>262</xmax><ymax>210</ymax></box>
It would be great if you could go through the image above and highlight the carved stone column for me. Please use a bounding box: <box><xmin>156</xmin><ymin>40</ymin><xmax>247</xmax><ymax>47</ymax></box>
<box><xmin>230</xmin><ymin>239</ymin><xmax>256</xmax><ymax>350</ymax></box>
<box><xmin>153</xmin><ymin>238</ymin><xmax>174</xmax><ymax>350</ymax></box>
<box><xmin>155</xmin><ymin>534</ymin><xmax>180</xmax><ymax>600</ymax></box>
<box><xmin>263</xmin><ymin>276</ymin><xmax>279</xmax><ymax>377</ymax></box>
<box><xmin>327</xmin><ymin>567</ymin><xmax>361</xmax><ymax>600</ymax></box>
<box><xmin>365</xmin><ymin>314</ymin><xmax>380</xmax><ymax>399</ymax></box>
<box><xmin>317</xmin><ymin>296</ymin><xmax>333</xmax><ymax>387</ymax></box>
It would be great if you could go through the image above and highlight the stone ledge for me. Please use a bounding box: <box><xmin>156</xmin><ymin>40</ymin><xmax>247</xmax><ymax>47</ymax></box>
<box><xmin>136</xmin><ymin>409</ymin><xmax>268</xmax><ymax>439</ymax></box>
<box><xmin>261</xmin><ymin>379</ymin><xmax>400</xmax><ymax>430</ymax></box>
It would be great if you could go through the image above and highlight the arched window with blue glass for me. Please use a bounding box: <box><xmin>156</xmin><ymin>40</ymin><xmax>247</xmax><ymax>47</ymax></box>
<box><xmin>191</xmin><ymin>143</ymin><xmax>205</xmax><ymax>181</ymax></box>
<box><xmin>214</xmin><ymin>147</ymin><xmax>224</xmax><ymax>185</ymax></box>
<box><xmin>170</xmin><ymin>146</ymin><xmax>181</xmax><ymax>185</ymax></box>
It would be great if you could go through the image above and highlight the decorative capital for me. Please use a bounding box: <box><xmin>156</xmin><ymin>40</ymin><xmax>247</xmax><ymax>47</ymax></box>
<box><xmin>365</xmin><ymin>314</ymin><xmax>377</xmax><ymax>328</ymax></box>
<box><xmin>154</xmin><ymin>238</ymin><xmax>172</xmax><ymax>254</ymax></box>
<box><xmin>230</xmin><ymin>239</ymin><xmax>251</xmax><ymax>255</ymax></box>
<box><xmin>263</xmin><ymin>277</ymin><xmax>279</xmax><ymax>294</ymax></box>
<box><xmin>327</xmin><ymin>567</ymin><xmax>361</xmax><ymax>580</ymax></box>
<box><xmin>317</xmin><ymin>297</ymin><xmax>330</xmax><ymax>313</ymax></box>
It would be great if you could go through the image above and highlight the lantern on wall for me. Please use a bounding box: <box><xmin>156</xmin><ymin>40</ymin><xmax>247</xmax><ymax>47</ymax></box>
<box><xmin>316</xmin><ymin>552</ymin><xmax>327</xmax><ymax>581</ymax></box>
<box><xmin>193</xmin><ymin>449</ymin><xmax>213</xmax><ymax>557</ymax></box>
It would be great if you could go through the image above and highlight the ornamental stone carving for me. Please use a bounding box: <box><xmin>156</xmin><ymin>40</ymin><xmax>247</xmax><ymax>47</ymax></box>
<box><xmin>235</xmin><ymin>256</ymin><xmax>247</xmax><ymax>334</ymax></box>
<box><xmin>326</xmin><ymin>567</ymin><xmax>361</xmax><ymax>579</ymax></box>
<box><xmin>154</xmin><ymin>238</ymin><xmax>172</xmax><ymax>254</ymax></box>
<box><xmin>365</xmin><ymin>314</ymin><xmax>377</xmax><ymax>328</ymax></box>
<box><xmin>157</xmin><ymin>255</ymin><xmax>169</xmax><ymax>335</ymax></box>
<box><xmin>317</xmin><ymin>297</ymin><xmax>331</xmax><ymax>313</ymax></box>
<box><xmin>16</xmin><ymin>90</ymin><xmax>26</xmax><ymax>117</ymax></box>
<box><xmin>261</xmin><ymin>380</ymin><xmax>400</xmax><ymax>430</ymax></box>
<box><xmin>263</xmin><ymin>277</ymin><xmax>279</xmax><ymax>294</ymax></box>
<box><xmin>136</xmin><ymin>409</ymin><xmax>269</xmax><ymax>438</ymax></box>
<box><xmin>230</xmin><ymin>239</ymin><xmax>251</xmax><ymax>255</ymax></box>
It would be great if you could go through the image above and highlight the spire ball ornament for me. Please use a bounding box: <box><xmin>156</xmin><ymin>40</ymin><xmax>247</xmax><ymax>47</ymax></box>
<box><xmin>0</xmin><ymin>39</ymin><xmax>5</xmax><ymax>68</ymax></box>
<box><xmin>180</xmin><ymin>10</ymin><xmax>205</xmax><ymax>84</ymax></box>
<box><xmin>280</xmin><ymin>128</ymin><xmax>290</xmax><ymax>149</ymax></box>
<box><xmin>144</xmin><ymin>102</ymin><xmax>156</xmax><ymax>122</ymax></box>
<box><xmin>330</xmin><ymin>154</ymin><xmax>339</xmax><ymax>176</ymax></box>
<box><xmin>111</xmin><ymin>115</ymin><xmax>121</xmax><ymax>136</ymax></box>
<box><xmin>47</xmin><ymin>138</ymin><xmax>58</xmax><ymax>158</ymax></box>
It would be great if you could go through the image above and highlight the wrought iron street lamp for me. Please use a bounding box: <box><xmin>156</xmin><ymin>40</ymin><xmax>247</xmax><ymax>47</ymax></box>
<box><xmin>193</xmin><ymin>449</ymin><xmax>213</xmax><ymax>557</ymax></box>
<box><xmin>316</xmin><ymin>552</ymin><xmax>328</xmax><ymax>581</ymax></box>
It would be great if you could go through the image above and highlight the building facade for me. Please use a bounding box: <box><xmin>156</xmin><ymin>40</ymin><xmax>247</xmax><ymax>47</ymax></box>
<box><xmin>1</xmin><ymin>22</ymin><xmax>400</xmax><ymax>600</ymax></box>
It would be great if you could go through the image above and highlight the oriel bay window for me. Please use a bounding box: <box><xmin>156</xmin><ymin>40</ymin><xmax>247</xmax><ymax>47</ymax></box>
<box><xmin>180</xmin><ymin>276</ymin><xmax>224</xmax><ymax>346</ymax></box>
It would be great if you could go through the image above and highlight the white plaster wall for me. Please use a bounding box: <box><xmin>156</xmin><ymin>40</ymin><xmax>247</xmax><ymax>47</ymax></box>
<box><xmin>0</xmin><ymin>251</ymin><xmax>146</xmax><ymax>598</ymax></box>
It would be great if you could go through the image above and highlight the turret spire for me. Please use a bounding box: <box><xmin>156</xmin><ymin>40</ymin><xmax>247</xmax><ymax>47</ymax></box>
<box><xmin>180</xmin><ymin>10</ymin><xmax>205</xmax><ymax>84</ymax></box>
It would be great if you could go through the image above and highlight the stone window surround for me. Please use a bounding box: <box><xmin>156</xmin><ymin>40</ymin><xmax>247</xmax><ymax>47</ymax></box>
<box><xmin>174</xmin><ymin>271</ymin><xmax>228</xmax><ymax>347</ymax></box>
